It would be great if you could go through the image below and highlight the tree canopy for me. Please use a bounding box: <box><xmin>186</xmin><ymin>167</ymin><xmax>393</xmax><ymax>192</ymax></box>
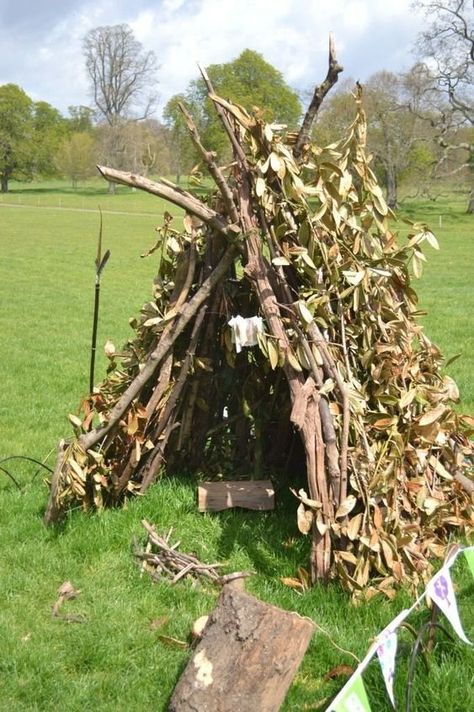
<box><xmin>165</xmin><ymin>50</ymin><xmax>302</xmax><ymax>161</ymax></box>
<box><xmin>0</xmin><ymin>84</ymin><xmax>34</xmax><ymax>192</ymax></box>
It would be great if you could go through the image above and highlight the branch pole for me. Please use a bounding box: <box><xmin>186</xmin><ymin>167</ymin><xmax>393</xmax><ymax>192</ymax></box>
<box><xmin>96</xmin><ymin>165</ymin><xmax>240</xmax><ymax>239</ymax></box>
<box><xmin>293</xmin><ymin>34</ymin><xmax>343</xmax><ymax>159</ymax></box>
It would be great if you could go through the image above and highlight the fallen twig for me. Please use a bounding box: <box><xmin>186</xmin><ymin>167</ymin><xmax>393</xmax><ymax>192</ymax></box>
<box><xmin>136</xmin><ymin>519</ymin><xmax>225</xmax><ymax>584</ymax></box>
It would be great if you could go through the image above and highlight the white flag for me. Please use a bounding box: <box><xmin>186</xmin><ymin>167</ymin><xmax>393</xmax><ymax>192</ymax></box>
<box><xmin>426</xmin><ymin>566</ymin><xmax>471</xmax><ymax>645</ymax></box>
<box><xmin>375</xmin><ymin>608</ymin><xmax>410</xmax><ymax>708</ymax></box>
<box><xmin>377</xmin><ymin>630</ymin><xmax>397</xmax><ymax>707</ymax></box>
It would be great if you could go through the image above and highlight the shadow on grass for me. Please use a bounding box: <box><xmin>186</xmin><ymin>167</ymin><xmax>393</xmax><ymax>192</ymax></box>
<box><xmin>214</xmin><ymin>489</ymin><xmax>310</xmax><ymax>579</ymax></box>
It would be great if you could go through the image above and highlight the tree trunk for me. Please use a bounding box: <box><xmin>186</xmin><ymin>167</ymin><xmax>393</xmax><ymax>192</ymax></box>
<box><xmin>1</xmin><ymin>174</ymin><xmax>8</xmax><ymax>193</ymax></box>
<box><xmin>168</xmin><ymin>582</ymin><xmax>314</xmax><ymax>712</ymax></box>
<box><xmin>467</xmin><ymin>188</ymin><xmax>474</xmax><ymax>214</ymax></box>
<box><xmin>386</xmin><ymin>166</ymin><xmax>398</xmax><ymax>209</ymax></box>
<box><xmin>107</xmin><ymin>180</ymin><xmax>116</xmax><ymax>195</ymax></box>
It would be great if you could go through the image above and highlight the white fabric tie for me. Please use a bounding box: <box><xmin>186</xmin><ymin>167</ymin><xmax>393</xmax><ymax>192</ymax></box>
<box><xmin>228</xmin><ymin>315</ymin><xmax>264</xmax><ymax>353</ymax></box>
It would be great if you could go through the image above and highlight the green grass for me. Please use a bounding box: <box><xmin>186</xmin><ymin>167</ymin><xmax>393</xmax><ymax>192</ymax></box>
<box><xmin>0</xmin><ymin>182</ymin><xmax>473</xmax><ymax>711</ymax></box>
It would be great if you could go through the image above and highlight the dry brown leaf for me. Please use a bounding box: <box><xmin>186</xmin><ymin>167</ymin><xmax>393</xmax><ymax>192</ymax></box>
<box><xmin>335</xmin><ymin>495</ymin><xmax>357</xmax><ymax>519</ymax></box>
<box><xmin>297</xmin><ymin>503</ymin><xmax>313</xmax><ymax>534</ymax></box>
<box><xmin>280</xmin><ymin>576</ymin><xmax>305</xmax><ymax>592</ymax></box>
<box><xmin>324</xmin><ymin>664</ymin><xmax>355</xmax><ymax>681</ymax></box>
<box><xmin>418</xmin><ymin>404</ymin><xmax>446</xmax><ymax>426</ymax></box>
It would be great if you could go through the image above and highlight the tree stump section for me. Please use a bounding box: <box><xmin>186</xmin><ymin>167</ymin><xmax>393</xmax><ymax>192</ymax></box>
<box><xmin>198</xmin><ymin>480</ymin><xmax>275</xmax><ymax>512</ymax></box>
<box><xmin>168</xmin><ymin>582</ymin><xmax>315</xmax><ymax>712</ymax></box>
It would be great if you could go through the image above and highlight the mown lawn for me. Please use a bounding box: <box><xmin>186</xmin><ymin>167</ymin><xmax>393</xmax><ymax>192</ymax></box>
<box><xmin>0</xmin><ymin>182</ymin><xmax>473</xmax><ymax>711</ymax></box>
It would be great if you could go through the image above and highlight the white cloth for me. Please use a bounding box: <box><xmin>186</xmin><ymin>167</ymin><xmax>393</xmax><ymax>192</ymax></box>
<box><xmin>228</xmin><ymin>315</ymin><xmax>264</xmax><ymax>353</ymax></box>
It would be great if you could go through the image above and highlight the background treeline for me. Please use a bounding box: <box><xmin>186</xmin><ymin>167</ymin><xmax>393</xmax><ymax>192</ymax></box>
<box><xmin>0</xmin><ymin>0</ymin><xmax>472</xmax><ymax>208</ymax></box>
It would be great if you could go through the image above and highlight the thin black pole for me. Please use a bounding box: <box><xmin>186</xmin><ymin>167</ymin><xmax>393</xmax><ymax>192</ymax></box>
<box><xmin>89</xmin><ymin>208</ymin><xmax>110</xmax><ymax>394</ymax></box>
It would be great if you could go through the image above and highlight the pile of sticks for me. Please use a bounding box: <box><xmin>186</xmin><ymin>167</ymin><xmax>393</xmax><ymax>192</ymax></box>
<box><xmin>135</xmin><ymin>519</ymin><xmax>224</xmax><ymax>585</ymax></box>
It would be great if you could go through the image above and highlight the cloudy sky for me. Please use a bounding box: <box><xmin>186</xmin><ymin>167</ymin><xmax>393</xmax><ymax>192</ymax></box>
<box><xmin>0</xmin><ymin>0</ymin><xmax>425</xmax><ymax>117</ymax></box>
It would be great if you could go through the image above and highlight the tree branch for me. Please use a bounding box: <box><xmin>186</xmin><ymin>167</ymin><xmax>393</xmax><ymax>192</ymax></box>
<box><xmin>293</xmin><ymin>34</ymin><xmax>343</xmax><ymax>159</ymax></box>
<box><xmin>96</xmin><ymin>165</ymin><xmax>240</xmax><ymax>239</ymax></box>
<box><xmin>78</xmin><ymin>242</ymin><xmax>238</xmax><ymax>453</ymax></box>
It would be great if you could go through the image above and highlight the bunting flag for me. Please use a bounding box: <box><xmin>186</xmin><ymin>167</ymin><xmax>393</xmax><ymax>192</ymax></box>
<box><xmin>375</xmin><ymin>608</ymin><xmax>410</xmax><ymax>708</ymax></box>
<box><xmin>325</xmin><ymin>547</ymin><xmax>473</xmax><ymax>712</ymax></box>
<box><xmin>328</xmin><ymin>672</ymin><xmax>372</xmax><ymax>712</ymax></box>
<box><xmin>376</xmin><ymin>631</ymin><xmax>397</xmax><ymax>708</ymax></box>
<box><xmin>425</xmin><ymin>565</ymin><xmax>471</xmax><ymax>645</ymax></box>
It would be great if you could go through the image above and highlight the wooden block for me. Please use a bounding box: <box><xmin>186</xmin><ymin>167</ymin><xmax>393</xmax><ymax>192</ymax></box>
<box><xmin>168</xmin><ymin>583</ymin><xmax>315</xmax><ymax>712</ymax></box>
<box><xmin>198</xmin><ymin>480</ymin><xmax>275</xmax><ymax>512</ymax></box>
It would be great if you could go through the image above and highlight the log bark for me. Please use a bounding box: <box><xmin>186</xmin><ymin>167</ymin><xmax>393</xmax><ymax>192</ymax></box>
<box><xmin>168</xmin><ymin>583</ymin><xmax>314</xmax><ymax>712</ymax></box>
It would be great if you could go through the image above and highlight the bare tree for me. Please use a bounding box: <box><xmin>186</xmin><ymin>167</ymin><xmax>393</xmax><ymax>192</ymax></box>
<box><xmin>83</xmin><ymin>24</ymin><xmax>158</xmax><ymax>192</ymax></box>
<box><xmin>84</xmin><ymin>24</ymin><xmax>158</xmax><ymax>126</ymax></box>
<box><xmin>413</xmin><ymin>0</ymin><xmax>474</xmax><ymax>209</ymax></box>
<box><xmin>416</xmin><ymin>0</ymin><xmax>473</xmax><ymax>122</ymax></box>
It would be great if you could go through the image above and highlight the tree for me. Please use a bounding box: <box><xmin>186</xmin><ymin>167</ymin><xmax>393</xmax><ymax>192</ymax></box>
<box><xmin>316</xmin><ymin>74</ymin><xmax>434</xmax><ymax>207</ymax></box>
<box><xmin>163</xmin><ymin>94</ymin><xmax>197</xmax><ymax>182</ymax></box>
<box><xmin>67</xmin><ymin>105</ymin><xmax>96</xmax><ymax>133</ymax></box>
<box><xmin>414</xmin><ymin>0</ymin><xmax>474</xmax><ymax>209</ymax></box>
<box><xmin>0</xmin><ymin>84</ymin><xmax>33</xmax><ymax>192</ymax></box>
<box><xmin>83</xmin><ymin>24</ymin><xmax>158</xmax><ymax>192</ymax></box>
<box><xmin>363</xmin><ymin>71</ymin><xmax>429</xmax><ymax>208</ymax></box>
<box><xmin>83</xmin><ymin>24</ymin><xmax>158</xmax><ymax>126</ymax></box>
<box><xmin>167</xmin><ymin>50</ymin><xmax>301</xmax><ymax>161</ymax></box>
<box><xmin>55</xmin><ymin>132</ymin><xmax>97</xmax><ymax>188</ymax></box>
<box><xmin>33</xmin><ymin>100</ymin><xmax>68</xmax><ymax>177</ymax></box>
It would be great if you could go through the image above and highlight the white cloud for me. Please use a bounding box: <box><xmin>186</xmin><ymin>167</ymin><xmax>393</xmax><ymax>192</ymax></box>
<box><xmin>0</xmin><ymin>0</ymin><xmax>425</xmax><ymax>115</ymax></box>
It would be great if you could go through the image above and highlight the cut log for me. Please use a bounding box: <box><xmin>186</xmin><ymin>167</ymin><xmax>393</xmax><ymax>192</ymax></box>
<box><xmin>198</xmin><ymin>480</ymin><xmax>275</xmax><ymax>512</ymax></box>
<box><xmin>168</xmin><ymin>582</ymin><xmax>315</xmax><ymax>712</ymax></box>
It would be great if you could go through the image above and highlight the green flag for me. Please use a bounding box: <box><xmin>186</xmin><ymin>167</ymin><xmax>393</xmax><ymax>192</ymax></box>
<box><xmin>464</xmin><ymin>549</ymin><xmax>474</xmax><ymax>578</ymax></box>
<box><xmin>330</xmin><ymin>672</ymin><xmax>372</xmax><ymax>712</ymax></box>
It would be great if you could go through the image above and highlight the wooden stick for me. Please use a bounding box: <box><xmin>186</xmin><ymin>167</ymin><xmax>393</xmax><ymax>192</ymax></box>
<box><xmin>293</xmin><ymin>34</ymin><xmax>343</xmax><ymax>159</ymax></box>
<box><xmin>198</xmin><ymin>63</ymin><xmax>249</xmax><ymax>169</ymax></box>
<box><xmin>75</xmin><ymin>243</ymin><xmax>237</xmax><ymax>454</ymax></box>
<box><xmin>178</xmin><ymin>101</ymin><xmax>240</xmax><ymax>224</ymax></box>
<box><xmin>139</xmin><ymin>305</ymin><xmax>207</xmax><ymax>493</ymax></box>
<box><xmin>96</xmin><ymin>165</ymin><xmax>240</xmax><ymax>240</ymax></box>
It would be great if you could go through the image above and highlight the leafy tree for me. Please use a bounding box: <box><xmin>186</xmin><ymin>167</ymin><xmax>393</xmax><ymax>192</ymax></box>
<box><xmin>33</xmin><ymin>100</ymin><xmax>68</xmax><ymax>176</ymax></box>
<box><xmin>55</xmin><ymin>132</ymin><xmax>97</xmax><ymax>188</ymax></box>
<box><xmin>0</xmin><ymin>84</ymin><xmax>34</xmax><ymax>192</ymax></box>
<box><xmin>416</xmin><ymin>0</ymin><xmax>473</xmax><ymax>123</ymax></box>
<box><xmin>167</xmin><ymin>50</ymin><xmax>302</xmax><ymax>161</ymax></box>
<box><xmin>363</xmin><ymin>71</ymin><xmax>429</xmax><ymax>208</ymax></box>
<box><xmin>67</xmin><ymin>105</ymin><xmax>96</xmax><ymax>133</ymax></box>
<box><xmin>163</xmin><ymin>94</ymin><xmax>197</xmax><ymax>182</ymax></box>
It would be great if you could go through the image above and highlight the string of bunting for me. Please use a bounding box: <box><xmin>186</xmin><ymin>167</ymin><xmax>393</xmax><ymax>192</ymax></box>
<box><xmin>326</xmin><ymin>545</ymin><xmax>474</xmax><ymax>711</ymax></box>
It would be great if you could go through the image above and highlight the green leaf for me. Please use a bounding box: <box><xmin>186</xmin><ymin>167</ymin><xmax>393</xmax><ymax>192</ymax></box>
<box><xmin>268</xmin><ymin>339</ymin><xmax>279</xmax><ymax>370</ymax></box>
<box><xmin>297</xmin><ymin>300</ymin><xmax>313</xmax><ymax>325</ymax></box>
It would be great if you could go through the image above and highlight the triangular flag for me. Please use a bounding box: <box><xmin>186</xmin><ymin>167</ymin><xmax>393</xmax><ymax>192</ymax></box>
<box><xmin>374</xmin><ymin>608</ymin><xmax>410</xmax><ymax>709</ymax></box>
<box><xmin>464</xmin><ymin>549</ymin><xmax>474</xmax><ymax>578</ymax></box>
<box><xmin>329</xmin><ymin>672</ymin><xmax>372</xmax><ymax>712</ymax></box>
<box><xmin>376</xmin><ymin>630</ymin><xmax>397</xmax><ymax>707</ymax></box>
<box><xmin>426</xmin><ymin>566</ymin><xmax>471</xmax><ymax>645</ymax></box>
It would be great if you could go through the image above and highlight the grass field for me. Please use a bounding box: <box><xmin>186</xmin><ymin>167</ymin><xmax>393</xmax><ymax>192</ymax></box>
<box><xmin>0</xmin><ymin>180</ymin><xmax>473</xmax><ymax>711</ymax></box>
